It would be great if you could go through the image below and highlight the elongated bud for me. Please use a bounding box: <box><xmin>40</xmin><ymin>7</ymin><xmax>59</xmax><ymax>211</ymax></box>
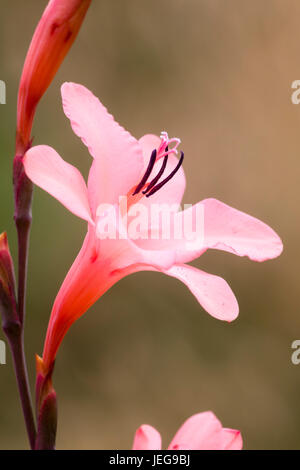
<box><xmin>16</xmin><ymin>0</ymin><xmax>92</xmax><ymax>154</ymax></box>
<box><xmin>0</xmin><ymin>233</ymin><xmax>16</xmax><ymax>299</ymax></box>
<box><xmin>35</xmin><ymin>355</ymin><xmax>57</xmax><ymax>450</ymax></box>
<box><xmin>0</xmin><ymin>233</ymin><xmax>19</xmax><ymax>334</ymax></box>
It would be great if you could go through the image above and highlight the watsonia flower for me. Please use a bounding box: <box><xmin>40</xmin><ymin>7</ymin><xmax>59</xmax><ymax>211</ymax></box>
<box><xmin>24</xmin><ymin>83</ymin><xmax>283</xmax><ymax>374</ymax></box>
<box><xmin>132</xmin><ymin>412</ymin><xmax>242</xmax><ymax>450</ymax></box>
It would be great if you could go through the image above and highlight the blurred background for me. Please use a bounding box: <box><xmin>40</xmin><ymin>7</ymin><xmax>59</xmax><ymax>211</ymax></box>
<box><xmin>0</xmin><ymin>0</ymin><xmax>299</xmax><ymax>449</ymax></box>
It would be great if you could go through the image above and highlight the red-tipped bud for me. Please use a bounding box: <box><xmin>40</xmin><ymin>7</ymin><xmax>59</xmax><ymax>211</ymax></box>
<box><xmin>16</xmin><ymin>0</ymin><xmax>92</xmax><ymax>154</ymax></box>
<box><xmin>35</xmin><ymin>355</ymin><xmax>57</xmax><ymax>450</ymax></box>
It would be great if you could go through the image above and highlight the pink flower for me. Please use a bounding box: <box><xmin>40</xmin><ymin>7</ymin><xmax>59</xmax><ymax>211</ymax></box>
<box><xmin>16</xmin><ymin>0</ymin><xmax>91</xmax><ymax>154</ymax></box>
<box><xmin>24</xmin><ymin>83</ymin><xmax>282</xmax><ymax>373</ymax></box>
<box><xmin>132</xmin><ymin>412</ymin><xmax>243</xmax><ymax>450</ymax></box>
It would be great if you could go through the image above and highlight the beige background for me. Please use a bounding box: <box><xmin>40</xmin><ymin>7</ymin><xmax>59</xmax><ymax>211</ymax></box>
<box><xmin>0</xmin><ymin>0</ymin><xmax>299</xmax><ymax>449</ymax></box>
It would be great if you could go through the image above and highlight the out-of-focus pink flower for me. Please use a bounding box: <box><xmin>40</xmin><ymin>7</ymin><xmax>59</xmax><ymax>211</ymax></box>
<box><xmin>24</xmin><ymin>82</ymin><xmax>282</xmax><ymax>374</ymax></box>
<box><xmin>16</xmin><ymin>0</ymin><xmax>91</xmax><ymax>154</ymax></box>
<box><xmin>132</xmin><ymin>412</ymin><xmax>243</xmax><ymax>450</ymax></box>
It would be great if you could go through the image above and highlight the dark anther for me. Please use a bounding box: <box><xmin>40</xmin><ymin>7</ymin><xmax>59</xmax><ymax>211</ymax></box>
<box><xmin>142</xmin><ymin>155</ymin><xmax>168</xmax><ymax>195</ymax></box>
<box><xmin>146</xmin><ymin>151</ymin><xmax>184</xmax><ymax>198</ymax></box>
<box><xmin>132</xmin><ymin>149</ymin><xmax>157</xmax><ymax>195</ymax></box>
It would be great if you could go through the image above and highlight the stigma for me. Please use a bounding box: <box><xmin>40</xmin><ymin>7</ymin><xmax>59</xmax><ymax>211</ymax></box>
<box><xmin>157</xmin><ymin>131</ymin><xmax>181</xmax><ymax>159</ymax></box>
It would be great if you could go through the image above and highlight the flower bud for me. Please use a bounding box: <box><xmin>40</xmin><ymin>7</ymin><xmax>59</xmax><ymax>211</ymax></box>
<box><xmin>0</xmin><ymin>233</ymin><xmax>19</xmax><ymax>334</ymax></box>
<box><xmin>0</xmin><ymin>233</ymin><xmax>16</xmax><ymax>298</ymax></box>
<box><xmin>35</xmin><ymin>355</ymin><xmax>57</xmax><ymax>450</ymax></box>
<box><xmin>16</xmin><ymin>0</ymin><xmax>92</xmax><ymax>154</ymax></box>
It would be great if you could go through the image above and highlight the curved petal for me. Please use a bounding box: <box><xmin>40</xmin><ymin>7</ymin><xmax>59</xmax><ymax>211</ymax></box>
<box><xmin>168</xmin><ymin>412</ymin><xmax>242</xmax><ymax>450</ymax></box>
<box><xmin>24</xmin><ymin>145</ymin><xmax>93</xmax><ymax>223</ymax></box>
<box><xmin>221</xmin><ymin>429</ymin><xmax>243</xmax><ymax>450</ymax></box>
<box><xmin>139</xmin><ymin>134</ymin><xmax>161</xmax><ymax>166</ymax></box>
<box><xmin>202</xmin><ymin>198</ymin><xmax>283</xmax><ymax>261</ymax></box>
<box><xmin>132</xmin><ymin>425</ymin><xmax>162</xmax><ymax>450</ymax></box>
<box><xmin>61</xmin><ymin>82</ymin><xmax>144</xmax><ymax>209</ymax></box>
<box><xmin>138</xmin><ymin>198</ymin><xmax>283</xmax><ymax>264</ymax></box>
<box><xmin>174</xmin><ymin>198</ymin><xmax>283</xmax><ymax>263</ymax></box>
<box><xmin>132</xmin><ymin>199</ymin><xmax>202</xmax><ymax>261</ymax></box>
<box><xmin>42</xmin><ymin>222</ymin><xmax>176</xmax><ymax>371</ymax></box>
<box><xmin>42</xmin><ymin>227</ymin><xmax>116</xmax><ymax>370</ymax></box>
<box><xmin>164</xmin><ymin>264</ymin><xmax>239</xmax><ymax>322</ymax></box>
<box><xmin>43</xmin><ymin>241</ymin><xmax>238</xmax><ymax>370</ymax></box>
<box><xmin>168</xmin><ymin>412</ymin><xmax>221</xmax><ymax>450</ymax></box>
<box><xmin>95</xmin><ymin>204</ymin><xmax>177</xmax><ymax>271</ymax></box>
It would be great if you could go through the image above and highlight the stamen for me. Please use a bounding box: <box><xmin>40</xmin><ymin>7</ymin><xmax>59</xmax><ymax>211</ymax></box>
<box><xmin>142</xmin><ymin>153</ymin><xmax>168</xmax><ymax>195</ymax></box>
<box><xmin>146</xmin><ymin>151</ymin><xmax>184</xmax><ymax>197</ymax></box>
<box><xmin>130</xmin><ymin>132</ymin><xmax>183</xmax><ymax>200</ymax></box>
<box><xmin>132</xmin><ymin>149</ymin><xmax>157</xmax><ymax>195</ymax></box>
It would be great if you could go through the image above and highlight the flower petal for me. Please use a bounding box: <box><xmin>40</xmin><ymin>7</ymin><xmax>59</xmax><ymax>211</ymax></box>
<box><xmin>168</xmin><ymin>412</ymin><xmax>242</xmax><ymax>450</ymax></box>
<box><xmin>139</xmin><ymin>134</ymin><xmax>161</xmax><ymax>167</ymax></box>
<box><xmin>174</xmin><ymin>198</ymin><xmax>283</xmax><ymax>263</ymax></box>
<box><xmin>61</xmin><ymin>82</ymin><xmax>144</xmax><ymax>209</ymax></box>
<box><xmin>168</xmin><ymin>412</ymin><xmax>222</xmax><ymax>450</ymax></box>
<box><xmin>132</xmin><ymin>425</ymin><xmax>162</xmax><ymax>450</ymax></box>
<box><xmin>220</xmin><ymin>429</ymin><xmax>243</xmax><ymax>450</ymax></box>
<box><xmin>23</xmin><ymin>145</ymin><xmax>93</xmax><ymax>223</ymax></box>
<box><xmin>134</xmin><ymin>197</ymin><xmax>283</xmax><ymax>267</ymax></box>
<box><xmin>164</xmin><ymin>264</ymin><xmax>239</xmax><ymax>322</ymax></box>
<box><xmin>202</xmin><ymin>198</ymin><xmax>283</xmax><ymax>261</ymax></box>
<box><xmin>42</xmin><ymin>223</ymin><xmax>176</xmax><ymax>370</ymax></box>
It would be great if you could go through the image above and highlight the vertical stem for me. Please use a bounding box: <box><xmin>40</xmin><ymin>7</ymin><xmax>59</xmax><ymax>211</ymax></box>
<box><xmin>13</xmin><ymin>156</ymin><xmax>33</xmax><ymax>326</ymax></box>
<box><xmin>5</xmin><ymin>326</ymin><xmax>36</xmax><ymax>449</ymax></box>
<box><xmin>16</xmin><ymin>214</ymin><xmax>31</xmax><ymax>326</ymax></box>
<box><xmin>11</xmin><ymin>156</ymin><xmax>36</xmax><ymax>448</ymax></box>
